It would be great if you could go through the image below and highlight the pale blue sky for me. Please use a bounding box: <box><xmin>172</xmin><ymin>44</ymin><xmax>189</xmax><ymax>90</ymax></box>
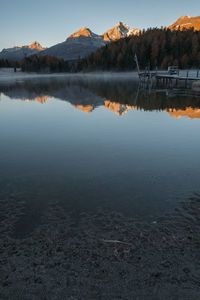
<box><xmin>0</xmin><ymin>0</ymin><xmax>199</xmax><ymax>50</ymax></box>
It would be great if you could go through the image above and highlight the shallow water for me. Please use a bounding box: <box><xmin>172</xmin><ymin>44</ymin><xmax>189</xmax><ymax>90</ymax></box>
<box><xmin>0</xmin><ymin>76</ymin><xmax>200</xmax><ymax>235</ymax></box>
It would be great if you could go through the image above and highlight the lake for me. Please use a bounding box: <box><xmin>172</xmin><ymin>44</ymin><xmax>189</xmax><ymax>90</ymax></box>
<box><xmin>0</xmin><ymin>75</ymin><xmax>200</xmax><ymax>236</ymax></box>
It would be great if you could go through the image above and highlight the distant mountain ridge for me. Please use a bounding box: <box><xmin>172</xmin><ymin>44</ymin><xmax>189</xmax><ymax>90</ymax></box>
<box><xmin>0</xmin><ymin>22</ymin><xmax>140</xmax><ymax>61</ymax></box>
<box><xmin>0</xmin><ymin>41</ymin><xmax>46</xmax><ymax>61</ymax></box>
<box><xmin>67</xmin><ymin>22</ymin><xmax>140</xmax><ymax>42</ymax></box>
<box><xmin>4</xmin><ymin>41</ymin><xmax>45</xmax><ymax>51</ymax></box>
<box><xmin>1</xmin><ymin>16</ymin><xmax>200</xmax><ymax>62</ymax></box>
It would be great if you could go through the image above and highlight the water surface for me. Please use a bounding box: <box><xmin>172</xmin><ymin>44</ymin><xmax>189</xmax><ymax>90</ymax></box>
<box><xmin>1</xmin><ymin>76</ymin><xmax>200</xmax><ymax>235</ymax></box>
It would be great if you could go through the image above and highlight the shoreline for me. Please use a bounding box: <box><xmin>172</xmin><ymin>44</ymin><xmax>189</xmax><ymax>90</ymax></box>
<box><xmin>1</xmin><ymin>69</ymin><xmax>200</xmax><ymax>93</ymax></box>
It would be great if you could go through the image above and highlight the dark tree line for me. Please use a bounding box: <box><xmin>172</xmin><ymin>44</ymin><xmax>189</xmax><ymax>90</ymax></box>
<box><xmin>0</xmin><ymin>55</ymin><xmax>70</xmax><ymax>73</ymax></box>
<box><xmin>20</xmin><ymin>55</ymin><xmax>70</xmax><ymax>72</ymax></box>
<box><xmin>75</xmin><ymin>28</ymin><xmax>200</xmax><ymax>71</ymax></box>
<box><xmin>0</xmin><ymin>59</ymin><xmax>20</xmax><ymax>68</ymax></box>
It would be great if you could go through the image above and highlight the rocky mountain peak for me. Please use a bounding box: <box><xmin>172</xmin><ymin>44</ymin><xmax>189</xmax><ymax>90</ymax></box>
<box><xmin>102</xmin><ymin>21</ymin><xmax>130</xmax><ymax>41</ymax></box>
<box><xmin>28</xmin><ymin>41</ymin><xmax>45</xmax><ymax>50</ymax></box>
<box><xmin>115</xmin><ymin>21</ymin><xmax>130</xmax><ymax>30</ymax></box>
<box><xmin>68</xmin><ymin>27</ymin><xmax>97</xmax><ymax>39</ymax></box>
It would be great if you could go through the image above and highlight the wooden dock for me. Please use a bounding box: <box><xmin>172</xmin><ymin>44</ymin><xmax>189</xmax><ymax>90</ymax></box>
<box><xmin>139</xmin><ymin>70</ymin><xmax>200</xmax><ymax>84</ymax></box>
<box><xmin>156</xmin><ymin>70</ymin><xmax>200</xmax><ymax>83</ymax></box>
<box><xmin>134</xmin><ymin>54</ymin><xmax>200</xmax><ymax>86</ymax></box>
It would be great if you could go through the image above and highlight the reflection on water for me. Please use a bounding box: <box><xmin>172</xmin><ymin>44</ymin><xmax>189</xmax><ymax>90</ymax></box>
<box><xmin>167</xmin><ymin>107</ymin><xmax>200</xmax><ymax>119</ymax></box>
<box><xmin>1</xmin><ymin>77</ymin><xmax>200</xmax><ymax>118</ymax></box>
<box><xmin>0</xmin><ymin>76</ymin><xmax>200</xmax><ymax>235</ymax></box>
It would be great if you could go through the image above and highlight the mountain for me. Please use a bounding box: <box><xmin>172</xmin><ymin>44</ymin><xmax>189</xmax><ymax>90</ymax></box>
<box><xmin>168</xmin><ymin>15</ymin><xmax>200</xmax><ymax>31</ymax></box>
<box><xmin>40</xmin><ymin>27</ymin><xmax>106</xmax><ymax>61</ymax></box>
<box><xmin>0</xmin><ymin>22</ymin><xmax>140</xmax><ymax>62</ymax></box>
<box><xmin>103</xmin><ymin>22</ymin><xmax>130</xmax><ymax>41</ymax></box>
<box><xmin>0</xmin><ymin>42</ymin><xmax>46</xmax><ymax>61</ymax></box>
<box><xmin>40</xmin><ymin>22</ymin><xmax>140</xmax><ymax>61</ymax></box>
<box><xmin>68</xmin><ymin>27</ymin><xmax>100</xmax><ymax>39</ymax></box>
<box><xmin>103</xmin><ymin>22</ymin><xmax>140</xmax><ymax>41</ymax></box>
<box><xmin>67</xmin><ymin>22</ymin><xmax>140</xmax><ymax>42</ymax></box>
<box><xmin>2</xmin><ymin>16</ymin><xmax>200</xmax><ymax>63</ymax></box>
<box><xmin>27</xmin><ymin>41</ymin><xmax>45</xmax><ymax>51</ymax></box>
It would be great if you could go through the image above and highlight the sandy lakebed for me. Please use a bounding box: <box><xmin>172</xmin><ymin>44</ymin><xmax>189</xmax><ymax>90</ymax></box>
<box><xmin>1</xmin><ymin>193</ymin><xmax>200</xmax><ymax>300</ymax></box>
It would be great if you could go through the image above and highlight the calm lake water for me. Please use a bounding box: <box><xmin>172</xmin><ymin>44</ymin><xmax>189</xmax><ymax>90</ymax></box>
<box><xmin>1</xmin><ymin>75</ymin><xmax>200</xmax><ymax>235</ymax></box>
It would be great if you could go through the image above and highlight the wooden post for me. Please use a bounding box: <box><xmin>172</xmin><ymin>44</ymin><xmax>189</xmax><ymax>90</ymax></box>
<box><xmin>134</xmin><ymin>54</ymin><xmax>140</xmax><ymax>74</ymax></box>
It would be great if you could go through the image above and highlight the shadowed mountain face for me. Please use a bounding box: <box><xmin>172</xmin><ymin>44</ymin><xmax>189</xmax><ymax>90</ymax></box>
<box><xmin>169</xmin><ymin>15</ymin><xmax>200</xmax><ymax>31</ymax></box>
<box><xmin>36</xmin><ymin>28</ymin><xmax>105</xmax><ymax>61</ymax></box>
<box><xmin>40</xmin><ymin>35</ymin><xmax>106</xmax><ymax>61</ymax></box>
<box><xmin>1</xmin><ymin>77</ymin><xmax>200</xmax><ymax>119</ymax></box>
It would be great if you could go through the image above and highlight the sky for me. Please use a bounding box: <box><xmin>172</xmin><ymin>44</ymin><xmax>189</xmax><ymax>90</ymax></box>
<box><xmin>0</xmin><ymin>0</ymin><xmax>200</xmax><ymax>50</ymax></box>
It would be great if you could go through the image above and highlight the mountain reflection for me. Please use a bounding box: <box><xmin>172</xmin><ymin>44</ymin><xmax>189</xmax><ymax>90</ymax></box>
<box><xmin>1</xmin><ymin>77</ymin><xmax>200</xmax><ymax>118</ymax></box>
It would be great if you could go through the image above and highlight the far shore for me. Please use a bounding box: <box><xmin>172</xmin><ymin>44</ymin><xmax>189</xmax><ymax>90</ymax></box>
<box><xmin>1</xmin><ymin>68</ymin><xmax>200</xmax><ymax>92</ymax></box>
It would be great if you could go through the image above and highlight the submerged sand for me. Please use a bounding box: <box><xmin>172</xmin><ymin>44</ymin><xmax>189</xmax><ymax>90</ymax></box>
<box><xmin>1</xmin><ymin>193</ymin><xmax>200</xmax><ymax>299</ymax></box>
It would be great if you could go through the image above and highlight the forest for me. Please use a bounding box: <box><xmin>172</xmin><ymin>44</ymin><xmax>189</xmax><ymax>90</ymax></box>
<box><xmin>0</xmin><ymin>59</ymin><xmax>20</xmax><ymax>68</ymax></box>
<box><xmin>1</xmin><ymin>28</ymin><xmax>200</xmax><ymax>72</ymax></box>
<box><xmin>0</xmin><ymin>55</ymin><xmax>69</xmax><ymax>73</ymax></box>
<box><xmin>20</xmin><ymin>55</ymin><xmax>70</xmax><ymax>72</ymax></box>
<box><xmin>76</xmin><ymin>28</ymin><xmax>200</xmax><ymax>71</ymax></box>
